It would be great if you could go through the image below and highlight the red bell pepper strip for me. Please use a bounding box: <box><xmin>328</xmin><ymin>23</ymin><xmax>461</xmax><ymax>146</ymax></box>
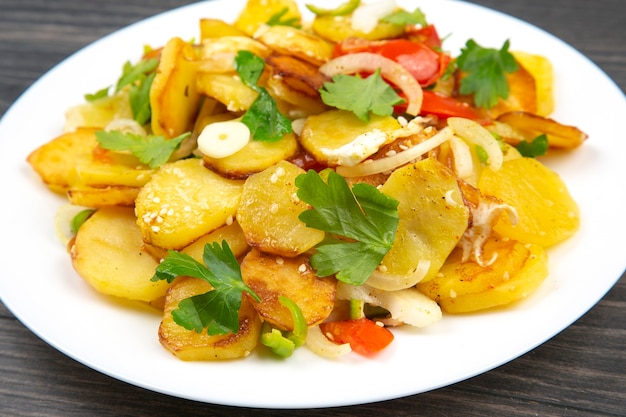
<box><xmin>319</xmin><ymin>317</ymin><xmax>394</xmax><ymax>355</ymax></box>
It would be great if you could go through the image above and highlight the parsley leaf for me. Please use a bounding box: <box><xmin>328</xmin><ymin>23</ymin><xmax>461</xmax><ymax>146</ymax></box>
<box><xmin>516</xmin><ymin>133</ymin><xmax>548</xmax><ymax>157</ymax></box>
<box><xmin>320</xmin><ymin>69</ymin><xmax>405</xmax><ymax>122</ymax></box>
<box><xmin>296</xmin><ymin>170</ymin><xmax>399</xmax><ymax>285</ymax></box>
<box><xmin>456</xmin><ymin>39</ymin><xmax>519</xmax><ymax>109</ymax></box>
<box><xmin>267</xmin><ymin>7</ymin><xmax>300</xmax><ymax>27</ymax></box>
<box><xmin>306</xmin><ymin>0</ymin><xmax>360</xmax><ymax>16</ymax></box>
<box><xmin>151</xmin><ymin>241</ymin><xmax>260</xmax><ymax>335</ymax></box>
<box><xmin>234</xmin><ymin>50</ymin><xmax>293</xmax><ymax>141</ymax></box>
<box><xmin>382</xmin><ymin>8</ymin><xmax>427</xmax><ymax>26</ymax></box>
<box><xmin>95</xmin><ymin>130</ymin><xmax>189</xmax><ymax>169</ymax></box>
<box><xmin>115</xmin><ymin>58</ymin><xmax>159</xmax><ymax>92</ymax></box>
<box><xmin>129</xmin><ymin>71</ymin><xmax>156</xmax><ymax>125</ymax></box>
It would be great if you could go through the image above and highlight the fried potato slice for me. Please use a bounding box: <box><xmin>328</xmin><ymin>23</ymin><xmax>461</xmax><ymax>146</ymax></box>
<box><xmin>240</xmin><ymin>249</ymin><xmax>336</xmax><ymax>331</ymax></box>
<box><xmin>150</xmin><ymin>37</ymin><xmax>201</xmax><ymax>138</ymax></box>
<box><xmin>478</xmin><ymin>156</ymin><xmax>580</xmax><ymax>247</ymax></box>
<box><xmin>158</xmin><ymin>277</ymin><xmax>262</xmax><ymax>360</ymax></box>
<box><xmin>255</xmin><ymin>25</ymin><xmax>334</xmax><ymax>66</ymax></box>
<box><xmin>135</xmin><ymin>158</ymin><xmax>244</xmax><ymax>250</ymax></box>
<box><xmin>236</xmin><ymin>160</ymin><xmax>324</xmax><ymax>256</ymax></box>
<box><xmin>27</xmin><ymin>127</ymin><xmax>99</xmax><ymax>194</ymax></box>
<box><xmin>67</xmin><ymin>185</ymin><xmax>139</xmax><ymax>207</ymax></box>
<box><xmin>234</xmin><ymin>0</ymin><xmax>301</xmax><ymax>37</ymax></box>
<box><xmin>417</xmin><ymin>236</ymin><xmax>548</xmax><ymax>313</ymax></box>
<box><xmin>70</xmin><ymin>206</ymin><xmax>168</xmax><ymax>302</ymax></box>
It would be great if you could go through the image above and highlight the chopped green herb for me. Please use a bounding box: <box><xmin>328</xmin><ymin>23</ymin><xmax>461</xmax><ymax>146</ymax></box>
<box><xmin>516</xmin><ymin>133</ymin><xmax>548</xmax><ymax>157</ymax></box>
<box><xmin>296</xmin><ymin>170</ymin><xmax>399</xmax><ymax>286</ymax></box>
<box><xmin>151</xmin><ymin>241</ymin><xmax>260</xmax><ymax>335</ymax></box>
<box><xmin>115</xmin><ymin>58</ymin><xmax>159</xmax><ymax>93</ymax></box>
<box><xmin>306</xmin><ymin>0</ymin><xmax>360</xmax><ymax>16</ymax></box>
<box><xmin>320</xmin><ymin>69</ymin><xmax>405</xmax><ymax>122</ymax></box>
<box><xmin>456</xmin><ymin>39</ymin><xmax>519</xmax><ymax>109</ymax></box>
<box><xmin>129</xmin><ymin>71</ymin><xmax>156</xmax><ymax>125</ymax></box>
<box><xmin>71</xmin><ymin>209</ymin><xmax>95</xmax><ymax>234</ymax></box>
<box><xmin>381</xmin><ymin>7</ymin><xmax>427</xmax><ymax>26</ymax></box>
<box><xmin>234</xmin><ymin>50</ymin><xmax>293</xmax><ymax>141</ymax></box>
<box><xmin>95</xmin><ymin>130</ymin><xmax>189</xmax><ymax>169</ymax></box>
<box><xmin>266</xmin><ymin>7</ymin><xmax>300</xmax><ymax>27</ymax></box>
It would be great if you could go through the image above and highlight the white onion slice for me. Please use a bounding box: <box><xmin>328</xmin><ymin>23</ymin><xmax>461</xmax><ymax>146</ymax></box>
<box><xmin>367</xmin><ymin>259</ymin><xmax>431</xmax><ymax>291</ymax></box>
<box><xmin>319</xmin><ymin>52</ymin><xmax>423</xmax><ymax>116</ymax></box>
<box><xmin>448</xmin><ymin>117</ymin><xmax>503</xmax><ymax>171</ymax></box>
<box><xmin>305</xmin><ymin>324</ymin><xmax>352</xmax><ymax>359</ymax></box>
<box><xmin>336</xmin><ymin>126</ymin><xmax>453</xmax><ymax>177</ymax></box>
<box><xmin>448</xmin><ymin>134</ymin><xmax>475</xmax><ymax>181</ymax></box>
<box><xmin>336</xmin><ymin>282</ymin><xmax>442</xmax><ymax>328</ymax></box>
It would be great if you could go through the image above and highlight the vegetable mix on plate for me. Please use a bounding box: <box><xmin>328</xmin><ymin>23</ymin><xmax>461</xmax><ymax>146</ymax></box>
<box><xmin>27</xmin><ymin>0</ymin><xmax>587</xmax><ymax>360</ymax></box>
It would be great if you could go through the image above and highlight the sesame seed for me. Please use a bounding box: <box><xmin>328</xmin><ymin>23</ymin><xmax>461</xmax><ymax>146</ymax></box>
<box><xmin>275</xmin><ymin>257</ymin><xmax>284</xmax><ymax>265</ymax></box>
<box><xmin>298</xmin><ymin>263</ymin><xmax>307</xmax><ymax>273</ymax></box>
<box><xmin>270</xmin><ymin>203</ymin><xmax>279</xmax><ymax>214</ymax></box>
<box><xmin>151</xmin><ymin>225</ymin><xmax>160</xmax><ymax>233</ymax></box>
<box><xmin>226</xmin><ymin>215</ymin><xmax>234</xmax><ymax>226</ymax></box>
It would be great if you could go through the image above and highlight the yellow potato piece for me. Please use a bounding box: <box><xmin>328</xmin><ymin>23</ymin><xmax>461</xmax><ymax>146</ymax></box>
<box><xmin>67</xmin><ymin>185</ymin><xmax>139</xmax><ymax>207</ymax></box>
<box><xmin>237</xmin><ymin>160</ymin><xmax>325</xmax><ymax>256</ymax></box>
<box><xmin>240</xmin><ymin>249</ymin><xmax>336</xmax><ymax>331</ymax></box>
<box><xmin>203</xmin><ymin>132</ymin><xmax>298</xmax><ymax>179</ymax></box>
<box><xmin>150</xmin><ymin>37</ymin><xmax>201</xmax><ymax>138</ymax></box>
<box><xmin>311</xmin><ymin>15</ymin><xmax>405</xmax><ymax>42</ymax></box>
<box><xmin>373</xmin><ymin>158</ymin><xmax>470</xmax><ymax>288</ymax></box>
<box><xmin>299</xmin><ymin>109</ymin><xmax>401</xmax><ymax>166</ymax></box>
<box><xmin>478</xmin><ymin>157</ymin><xmax>580</xmax><ymax>247</ymax></box>
<box><xmin>158</xmin><ymin>277</ymin><xmax>262</xmax><ymax>360</ymax></box>
<box><xmin>512</xmin><ymin>51</ymin><xmax>554</xmax><ymax>116</ymax></box>
<box><xmin>234</xmin><ymin>0</ymin><xmax>301</xmax><ymax>37</ymax></box>
<box><xmin>181</xmin><ymin>221</ymin><xmax>250</xmax><ymax>262</ymax></box>
<box><xmin>27</xmin><ymin>127</ymin><xmax>99</xmax><ymax>194</ymax></box>
<box><xmin>417</xmin><ymin>236</ymin><xmax>548</xmax><ymax>313</ymax></box>
<box><xmin>196</xmin><ymin>73</ymin><xmax>258</xmax><ymax>112</ymax></box>
<box><xmin>135</xmin><ymin>158</ymin><xmax>244</xmax><ymax>250</ymax></box>
<box><xmin>71</xmin><ymin>206</ymin><xmax>168</xmax><ymax>302</ymax></box>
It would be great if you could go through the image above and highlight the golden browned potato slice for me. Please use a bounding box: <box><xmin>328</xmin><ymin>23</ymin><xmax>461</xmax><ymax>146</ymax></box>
<box><xmin>478</xmin><ymin>156</ymin><xmax>580</xmax><ymax>247</ymax></box>
<box><xmin>67</xmin><ymin>185</ymin><xmax>139</xmax><ymax>207</ymax></box>
<box><xmin>199</xmin><ymin>18</ymin><xmax>247</xmax><ymax>41</ymax></box>
<box><xmin>158</xmin><ymin>277</ymin><xmax>262</xmax><ymax>360</ymax></box>
<box><xmin>311</xmin><ymin>15</ymin><xmax>405</xmax><ymax>43</ymax></box>
<box><xmin>202</xmin><ymin>132</ymin><xmax>298</xmax><ymax>179</ymax></box>
<box><xmin>240</xmin><ymin>249</ymin><xmax>336</xmax><ymax>331</ymax></box>
<box><xmin>135</xmin><ymin>158</ymin><xmax>244</xmax><ymax>250</ymax></box>
<box><xmin>417</xmin><ymin>236</ymin><xmax>548</xmax><ymax>313</ymax></box>
<box><xmin>299</xmin><ymin>110</ymin><xmax>401</xmax><ymax>166</ymax></box>
<box><xmin>234</xmin><ymin>0</ymin><xmax>301</xmax><ymax>37</ymax></box>
<box><xmin>196</xmin><ymin>73</ymin><xmax>258</xmax><ymax>112</ymax></box>
<box><xmin>150</xmin><ymin>37</ymin><xmax>201</xmax><ymax>138</ymax></box>
<box><xmin>181</xmin><ymin>221</ymin><xmax>250</xmax><ymax>262</ymax></box>
<box><xmin>70</xmin><ymin>206</ymin><xmax>168</xmax><ymax>302</ymax></box>
<box><xmin>255</xmin><ymin>25</ymin><xmax>334</xmax><ymax>66</ymax></box>
<box><xmin>236</xmin><ymin>160</ymin><xmax>325</xmax><ymax>256</ymax></box>
<box><xmin>199</xmin><ymin>36</ymin><xmax>271</xmax><ymax>74</ymax></box>
<box><xmin>27</xmin><ymin>127</ymin><xmax>99</xmax><ymax>194</ymax></box>
<box><xmin>369</xmin><ymin>158</ymin><xmax>470</xmax><ymax>290</ymax></box>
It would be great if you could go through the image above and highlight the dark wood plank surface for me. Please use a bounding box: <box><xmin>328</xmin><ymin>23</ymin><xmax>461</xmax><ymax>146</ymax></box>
<box><xmin>1</xmin><ymin>0</ymin><xmax>624</xmax><ymax>415</ymax></box>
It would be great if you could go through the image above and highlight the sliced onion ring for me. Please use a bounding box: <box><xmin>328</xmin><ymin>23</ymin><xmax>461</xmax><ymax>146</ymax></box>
<box><xmin>319</xmin><ymin>52</ymin><xmax>423</xmax><ymax>116</ymax></box>
<box><xmin>305</xmin><ymin>324</ymin><xmax>352</xmax><ymax>359</ymax></box>
<box><xmin>367</xmin><ymin>259</ymin><xmax>431</xmax><ymax>291</ymax></box>
<box><xmin>336</xmin><ymin>127</ymin><xmax>453</xmax><ymax>177</ymax></box>
<box><xmin>448</xmin><ymin>117</ymin><xmax>503</xmax><ymax>171</ymax></box>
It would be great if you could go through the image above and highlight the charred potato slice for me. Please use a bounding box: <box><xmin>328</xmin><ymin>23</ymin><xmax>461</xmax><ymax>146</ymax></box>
<box><xmin>241</xmin><ymin>249</ymin><xmax>336</xmax><ymax>331</ymax></box>
<box><xmin>159</xmin><ymin>277</ymin><xmax>262</xmax><ymax>360</ymax></box>
<box><xmin>255</xmin><ymin>25</ymin><xmax>334</xmax><ymax>66</ymax></box>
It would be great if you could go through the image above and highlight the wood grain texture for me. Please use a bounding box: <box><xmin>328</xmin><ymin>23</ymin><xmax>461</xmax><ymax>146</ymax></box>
<box><xmin>0</xmin><ymin>0</ymin><xmax>624</xmax><ymax>415</ymax></box>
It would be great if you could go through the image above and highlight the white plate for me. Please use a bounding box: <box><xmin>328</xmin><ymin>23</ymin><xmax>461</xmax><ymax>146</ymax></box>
<box><xmin>0</xmin><ymin>0</ymin><xmax>624</xmax><ymax>409</ymax></box>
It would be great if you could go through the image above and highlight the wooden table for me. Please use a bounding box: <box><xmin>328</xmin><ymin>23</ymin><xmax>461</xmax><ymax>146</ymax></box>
<box><xmin>1</xmin><ymin>0</ymin><xmax>624</xmax><ymax>415</ymax></box>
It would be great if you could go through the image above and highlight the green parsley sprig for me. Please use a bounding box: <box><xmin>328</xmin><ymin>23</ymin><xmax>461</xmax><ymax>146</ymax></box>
<box><xmin>95</xmin><ymin>130</ymin><xmax>189</xmax><ymax>169</ymax></box>
<box><xmin>151</xmin><ymin>241</ymin><xmax>260</xmax><ymax>335</ymax></box>
<box><xmin>319</xmin><ymin>69</ymin><xmax>405</xmax><ymax>122</ymax></box>
<box><xmin>456</xmin><ymin>39</ymin><xmax>519</xmax><ymax>109</ymax></box>
<box><xmin>234</xmin><ymin>50</ymin><xmax>292</xmax><ymax>141</ymax></box>
<box><xmin>296</xmin><ymin>170</ymin><xmax>400</xmax><ymax>286</ymax></box>
<box><xmin>381</xmin><ymin>7</ymin><xmax>427</xmax><ymax>26</ymax></box>
<box><xmin>266</xmin><ymin>7</ymin><xmax>300</xmax><ymax>27</ymax></box>
<box><xmin>516</xmin><ymin>133</ymin><xmax>548</xmax><ymax>157</ymax></box>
